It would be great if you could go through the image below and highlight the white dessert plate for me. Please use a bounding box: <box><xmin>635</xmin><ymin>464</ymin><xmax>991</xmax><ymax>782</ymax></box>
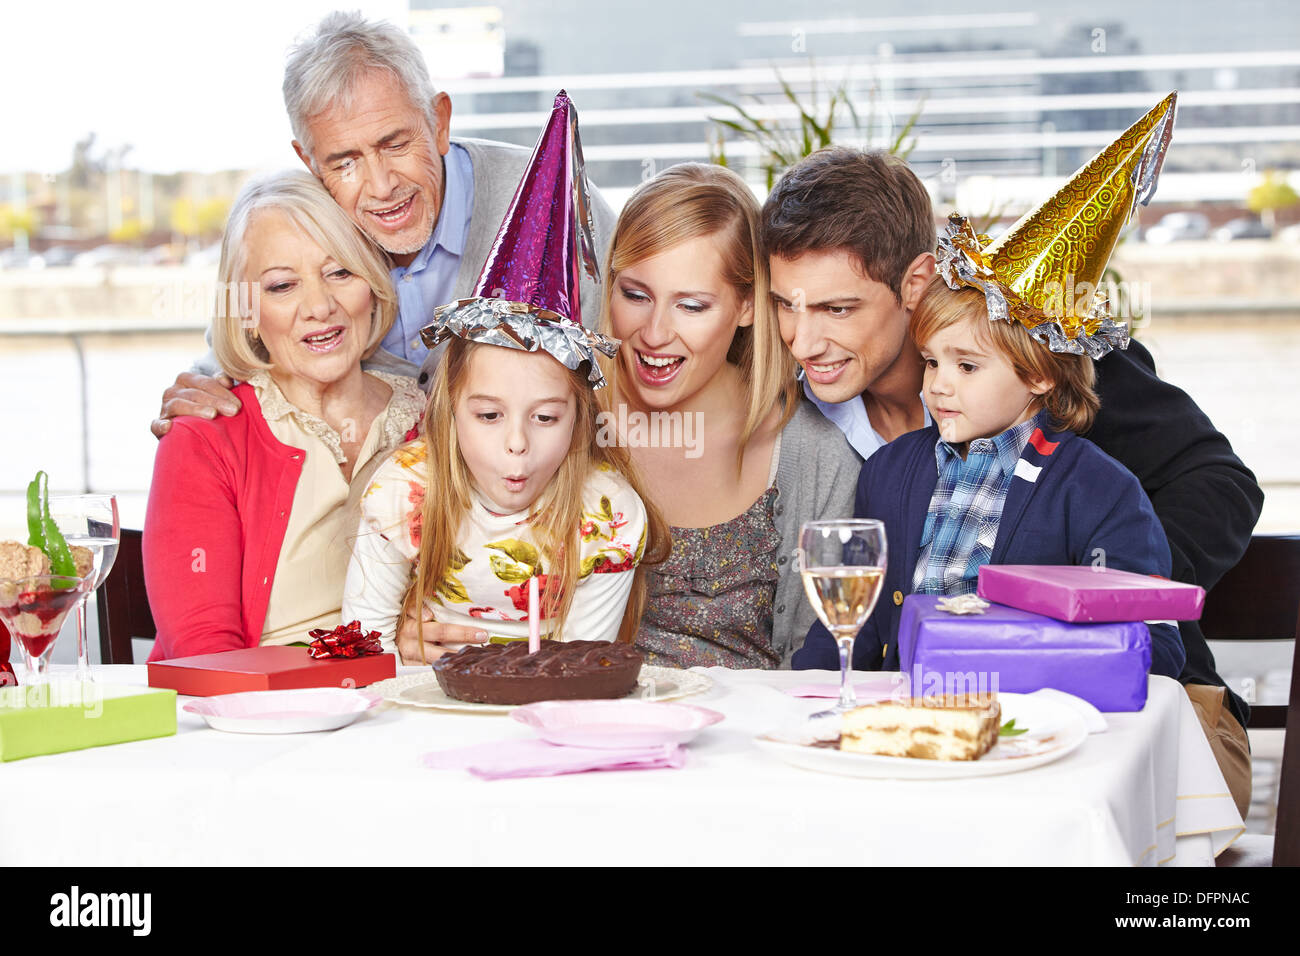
<box><xmin>371</xmin><ymin>665</ymin><xmax>713</xmax><ymax>714</ymax></box>
<box><xmin>183</xmin><ymin>687</ymin><xmax>382</xmax><ymax>734</ymax></box>
<box><xmin>755</xmin><ymin>692</ymin><xmax>1088</xmax><ymax>780</ymax></box>
<box><xmin>512</xmin><ymin>699</ymin><xmax>725</xmax><ymax>748</ymax></box>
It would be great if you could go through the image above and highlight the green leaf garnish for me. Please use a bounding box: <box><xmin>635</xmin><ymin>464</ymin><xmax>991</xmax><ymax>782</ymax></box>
<box><xmin>1000</xmin><ymin>718</ymin><xmax>1029</xmax><ymax>737</ymax></box>
<box><xmin>25</xmin><ymin>471</ymin><xmax>77</xmax><ymax>584</ymax></box>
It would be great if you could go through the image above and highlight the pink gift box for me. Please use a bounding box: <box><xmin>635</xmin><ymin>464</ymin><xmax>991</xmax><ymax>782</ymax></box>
<box><xmin>976</xmin><ymin>565</ymin><xmax>1204</xmax><ymax>623</ymax></box>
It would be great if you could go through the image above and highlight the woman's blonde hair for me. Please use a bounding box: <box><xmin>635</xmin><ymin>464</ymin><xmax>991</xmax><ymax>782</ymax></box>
<box><xmin>910</xmin><ymin>275</ymin><xmax>1100</xmax><ymax>433</ymax></box>
<box><xmin>407</xmin><ymin>340</ymin><xmax>670</xmax><ymax>655</ymax></box>
<box><xmin>597</xmin><ymin>163</ymin><xmax>798</xmax><ymax>470</ymax></box>
<box><xmin>211</xmin><ymin>170</ymin><xmax>397</xmax><ymax>381</ymax></box>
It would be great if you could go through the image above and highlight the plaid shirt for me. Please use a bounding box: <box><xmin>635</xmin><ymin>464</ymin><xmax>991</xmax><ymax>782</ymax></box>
<box><xmin>911</xmin><ymin>413</ymin><xmax>1042</xmax><ymax>595</ymax></box>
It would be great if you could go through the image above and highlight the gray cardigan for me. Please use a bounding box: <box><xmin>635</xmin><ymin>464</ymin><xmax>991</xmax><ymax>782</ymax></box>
<box><xmin>771</xmin><ymin>399</ymin><xmax>862</xmax><ymax>665</ymax></box>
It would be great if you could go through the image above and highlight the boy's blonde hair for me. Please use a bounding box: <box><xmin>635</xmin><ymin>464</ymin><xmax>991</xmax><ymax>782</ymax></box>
<box><xmin>407</xmin><ymin>340</ymin><xmax>669</xmax><ymax>656</ymax></box>
<box><xmin>910</xmin><ymin>275</ymin><xmax>1100</xmax><ymax>433</ymax></box>
<box><xmin>211</xmin><ymin>170</ymin><xmax>397</xmax><ymax>381</ymax></box>
<box><xmin>597</xmin><ymin>163</ymin><xmax>798</xmax><ymax>470</ymax></box>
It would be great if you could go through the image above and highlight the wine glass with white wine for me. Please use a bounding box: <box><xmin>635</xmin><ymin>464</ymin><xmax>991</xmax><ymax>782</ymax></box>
<box><xmin>798</xmin><ymin>520</ymin><xmax>887</xmax><ymax>718</ymax></box>
<box><xmin>48</xmin><ymin>495</ymin><xmax>120</xmax><ymax>681</ymax></box>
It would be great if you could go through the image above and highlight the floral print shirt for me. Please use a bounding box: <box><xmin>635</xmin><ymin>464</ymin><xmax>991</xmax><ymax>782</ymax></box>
<box><xmin>636</xmin><ymin>487</ymin><xmax>781</xmax><ymax>669</ymax></box>
<box><xmin>342</xmin><ymin>438</ymin><xmax>648</xmax><ymax>652</ymax></box>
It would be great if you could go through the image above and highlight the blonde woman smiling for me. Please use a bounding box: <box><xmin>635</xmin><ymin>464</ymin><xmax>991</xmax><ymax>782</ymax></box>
<box><xmin>599</xmin><ymin>163</ymin><xmax>860</xmax><ymax>667</ymax></box>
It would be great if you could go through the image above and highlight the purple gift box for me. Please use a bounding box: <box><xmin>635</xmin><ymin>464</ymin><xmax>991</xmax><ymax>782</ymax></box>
<box><xmin>976</xmin><ymin>565</ymin><xmax>1205</xmax><ymax>623</ymax></box>
<box><xmin>898</xmin><ymin>595</ymin><xmax>1151</xmax><ymax>711</ymax></box>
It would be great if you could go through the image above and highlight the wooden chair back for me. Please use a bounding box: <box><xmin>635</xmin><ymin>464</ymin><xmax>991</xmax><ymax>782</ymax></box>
<box><xmin>96</xmin><ymin>528</ymin><xmax>155</xmax><ymax>665</ymax></box>
<box><xmin>1199</xmin><ymin>534</ymin><xmax>1300</xmax><ymax>729</ymax></box>
<box><xmin>1200</xmin><ymin>534</ymin><xmax>1299</xmax><ymax>866</ymax></box>
<box><xmin>1275</xmin><ymin>637</ymin><xmax>1299</xmax><ymax>866</ymax></box>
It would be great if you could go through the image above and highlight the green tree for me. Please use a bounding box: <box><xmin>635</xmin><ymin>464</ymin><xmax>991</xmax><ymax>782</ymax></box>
<box><xmin>170</xmin><ymin>197</ymin><xmax>200</xmax><ymax>241</ymax></box>
<box><xmin>197</xmin><ymin>198</ymin><xmax>231</xmax><ymax>242</ymax></box>
<box><xmin>0</xmin><ymin>204</ymin><xmax>38</xmax><ymax>241</ymax></box>
<box><xmin>110</xmin><ymin>218</ymin><xmax>145</xmax><ymax>244</ymax></box>
<box><xmin>1247</xmin><ymin>170</ymin><xmax>1299</xmax><ymax>233</ymax></box>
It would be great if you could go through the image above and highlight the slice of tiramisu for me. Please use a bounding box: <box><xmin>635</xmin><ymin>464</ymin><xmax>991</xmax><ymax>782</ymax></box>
<box><xmin>840</xmin><ymin>695</ymin><xmax>1001</xmax><ymax>761</ymax></box>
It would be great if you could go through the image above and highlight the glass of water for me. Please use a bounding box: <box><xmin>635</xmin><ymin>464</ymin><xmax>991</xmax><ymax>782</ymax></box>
<box><xmin>48</xmin><ymin>494</ymin><xmax>120</xmax><ymax>681</ymax></box>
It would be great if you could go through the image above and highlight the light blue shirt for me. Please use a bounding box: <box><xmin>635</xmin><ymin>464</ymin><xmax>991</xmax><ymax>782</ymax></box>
<box><xmin>801</xmin><ymin>378</ymin><xmax>933</xmax><ymax>460</ymax></box>
<box><xmin>380</xmin><ymin>143</ymin><xmax>475</xmax><ymax>366</ymax></box>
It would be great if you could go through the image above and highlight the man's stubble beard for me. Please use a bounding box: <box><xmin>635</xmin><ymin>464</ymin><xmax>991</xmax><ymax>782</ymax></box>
<box><xmin>367</xmin><ymin>214</ymin><xmax>436</xmax><ymax>258</ymax></box>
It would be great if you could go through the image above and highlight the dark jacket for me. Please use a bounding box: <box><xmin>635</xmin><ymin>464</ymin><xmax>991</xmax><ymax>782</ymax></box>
<box><xmin>1088</xmin><ymin>339</ymin><xmax>1261</xmax><ymax>727</ymax></box>
<box><xmin>791</xmin><ymin>416</ymin><xmax>1187</xmax><ymax>680</ymax></box>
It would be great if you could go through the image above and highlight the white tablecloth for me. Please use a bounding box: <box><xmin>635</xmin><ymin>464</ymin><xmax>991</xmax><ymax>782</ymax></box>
<box><xmin>0</xmin><ymin>666</ymin><xmax>1243</xmax><ymax>866</ymax></box>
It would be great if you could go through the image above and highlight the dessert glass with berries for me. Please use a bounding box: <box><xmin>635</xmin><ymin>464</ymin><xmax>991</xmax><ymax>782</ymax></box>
<box><xmin>0</xmin><ymin>573</ymin><xmax>90</xmax><ymax>685</ymax></box>
<box><xmin>1</xmin><ymin>471</ymin><xmax>96</xmax><ymax>685</ymax></box>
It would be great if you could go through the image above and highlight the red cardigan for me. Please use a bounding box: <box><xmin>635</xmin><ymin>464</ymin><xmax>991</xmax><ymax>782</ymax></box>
<box><xmin>144</xmin><ymin>384</ymin><xmax>304</xmax><ymax>661</ymax></box>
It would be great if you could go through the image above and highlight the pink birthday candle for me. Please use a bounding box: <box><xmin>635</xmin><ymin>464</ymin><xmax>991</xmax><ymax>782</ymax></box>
<box><xmin>528</xmin><ymin>575</ymin><xmax>540</xmax><ymax>653</ymax></box>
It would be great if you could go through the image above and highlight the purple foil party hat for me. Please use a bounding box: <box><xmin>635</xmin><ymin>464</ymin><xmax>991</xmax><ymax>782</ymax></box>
<box><xmin>421</xmin><ymin>90</ymin><xmax>617</xmax><ymax>387</ymax></box>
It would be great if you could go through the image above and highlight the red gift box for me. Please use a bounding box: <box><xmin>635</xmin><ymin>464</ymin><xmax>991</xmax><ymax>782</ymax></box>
<box><xmin>147</xmin><ymin>645</ymin><xmax>396</xmax><ymax>696</ymax></box>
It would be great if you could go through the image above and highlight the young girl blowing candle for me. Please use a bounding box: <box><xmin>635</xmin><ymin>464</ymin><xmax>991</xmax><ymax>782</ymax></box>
<box><xmin>344</xmin><ymin>327</ymin><xmax>664</xmax><ymax>658</ymax></box>
<box><xmin>343</xmin><ymin>89</ymin><xmax>667</xmax><ymax>660</ymax></box>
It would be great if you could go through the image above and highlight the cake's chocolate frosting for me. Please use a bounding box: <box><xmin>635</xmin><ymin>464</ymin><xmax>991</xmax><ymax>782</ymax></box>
<box><xmin>434</xmin><ymin>640</ymin><xmax>640</xmax><ymax>677</ymax></box>
<box><xmin>432</xmin><ymin>640</ymin><xmax>643</xmax><ymax>705</ymax></box>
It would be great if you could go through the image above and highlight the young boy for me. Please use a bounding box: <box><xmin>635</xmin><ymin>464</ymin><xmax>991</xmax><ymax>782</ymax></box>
<box><xmin>792</xmin><ymin>270</ymin><xmax>1186</xmax><ymax>679</ymax></box>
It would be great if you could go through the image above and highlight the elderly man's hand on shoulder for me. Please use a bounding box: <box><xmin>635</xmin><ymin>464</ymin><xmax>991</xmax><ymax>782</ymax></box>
<box><xmin>151</xmin><ymin>372</ymin><xmax>241</xmax><ymax>438</ymax></box>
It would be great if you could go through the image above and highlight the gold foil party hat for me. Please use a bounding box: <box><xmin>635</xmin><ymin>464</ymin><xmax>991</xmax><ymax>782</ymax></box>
<box><xmin>938</xmin><ymin>91</ymin><xmax>1177</xmax><ymax>357</ymax></box>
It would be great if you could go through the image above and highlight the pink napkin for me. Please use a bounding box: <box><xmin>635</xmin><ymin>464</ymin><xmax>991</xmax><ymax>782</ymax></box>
<box><xmin>421</xmin><ymin>739</ymin><xmax>686</xmax><ymax>780</ymax></box>
<box><xmin>786</xmin><ymin>682</ymin><xmax>897</xmax><ymax>701</ymax></box>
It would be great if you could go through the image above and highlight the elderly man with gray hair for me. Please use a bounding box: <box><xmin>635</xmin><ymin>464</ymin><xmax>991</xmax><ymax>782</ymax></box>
<box><xmin>152</xmin><ymin>10</ymin><xmax>615</xmax><ymax>433</ymax></box>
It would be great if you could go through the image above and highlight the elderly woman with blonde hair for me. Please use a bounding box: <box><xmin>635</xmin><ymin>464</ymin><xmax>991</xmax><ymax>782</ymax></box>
<box><xmin>144</xmin><ymin>170</ymin><xmax>425</xmax><ymax>660</ymax></box>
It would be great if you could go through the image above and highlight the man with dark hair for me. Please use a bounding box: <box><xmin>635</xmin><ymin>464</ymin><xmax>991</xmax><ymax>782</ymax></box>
<box><xmin>765</xmin><ymin>147</ymin><xmax>936</xmax><ymax>455</ymax></box>
<box><xmin>762</xmin><ymin>145</ymin><xmax>1262</xmax><ymax>818</ymax></box>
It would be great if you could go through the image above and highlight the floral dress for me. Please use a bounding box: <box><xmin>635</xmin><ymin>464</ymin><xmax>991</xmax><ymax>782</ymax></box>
<box><xmin>342</xmin><ymin>439</ymin><xmax>648</xmax><ymax>651</ymax></box>
<box><xmin>636</xmin><ymin>487</ymin><xmax>782</xmax><ymax>668</ymax></box>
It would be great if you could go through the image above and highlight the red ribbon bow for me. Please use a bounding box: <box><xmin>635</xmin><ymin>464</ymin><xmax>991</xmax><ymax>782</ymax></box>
<box><xmin>307</xmin><ymin>620</ymin><xmax>384</xmax><ymax>660</ymax></box>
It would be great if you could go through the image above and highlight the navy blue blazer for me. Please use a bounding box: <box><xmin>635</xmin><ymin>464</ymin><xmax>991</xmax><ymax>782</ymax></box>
<box><xmin>791</xmin><ymin>418</ymin><xmax>1187</xmax><ymax>678</ymax></box>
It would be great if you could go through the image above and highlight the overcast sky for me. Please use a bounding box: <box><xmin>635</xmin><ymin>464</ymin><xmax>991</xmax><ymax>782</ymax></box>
<box><xmin>1</xmin><ymin>0</ymin><xmax>408</xmax><ymax>175</ymax></box>
<box><xmin>3</xmin><ymin>0</ymin><xmax>1295</xmax><ymax>176</ymax></box>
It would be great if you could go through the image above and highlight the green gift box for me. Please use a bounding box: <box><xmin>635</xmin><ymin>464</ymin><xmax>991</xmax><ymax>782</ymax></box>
<box><xmin>0</xmin><ymin>683</ymin><xmax>177</xmax><ymax>761</ymax></box>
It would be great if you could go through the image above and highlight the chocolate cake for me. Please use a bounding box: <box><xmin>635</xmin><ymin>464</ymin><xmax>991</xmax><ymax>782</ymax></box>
<box><xmin>432</xmin><ymin>640</ymin><xmax>643</xmax><ymax>705</ymax></box>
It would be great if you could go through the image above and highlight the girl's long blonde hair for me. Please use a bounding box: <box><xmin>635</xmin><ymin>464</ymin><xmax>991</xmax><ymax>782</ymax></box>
<box><xmin>597</xmin><ymin>163</ymin><xmax>798</xmax><ymax>471</ymax></box>
<box><xmin>406</xmin><ymin>340</ymin><xmax>670</xmax><ymax>656</ymax></box>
